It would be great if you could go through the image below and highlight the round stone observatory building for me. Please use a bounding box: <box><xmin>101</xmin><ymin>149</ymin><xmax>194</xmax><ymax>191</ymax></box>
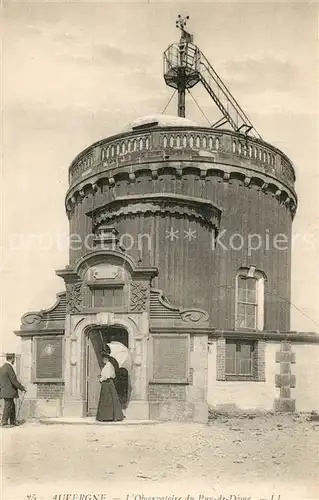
<box><xmin>18</xmin><ymin>18</ymin><xmax>317</xmax><ymax>424</ymax></box>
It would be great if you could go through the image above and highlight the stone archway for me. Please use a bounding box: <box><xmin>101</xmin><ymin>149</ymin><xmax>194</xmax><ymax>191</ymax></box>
<box><xmin>85</xmin><ymin>323</ymin><xmax>131</xmax><ymax>416</ymax></box>
<box><xmin>63</xmin><ymin>312</ymin><xmax>150</xmax><ymax>419</ymax></box>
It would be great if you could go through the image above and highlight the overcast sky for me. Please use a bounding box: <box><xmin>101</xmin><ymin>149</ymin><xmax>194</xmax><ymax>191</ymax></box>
<box><xmin>1</xmin><ymin>1</ymin><xmax>318</xmax><ymax>351</ymax></box>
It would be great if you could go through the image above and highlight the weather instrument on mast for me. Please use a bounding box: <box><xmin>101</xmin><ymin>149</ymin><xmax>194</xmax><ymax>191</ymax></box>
<box><xmin>163</xmin><ymin>15</ymin><xmax>261</xmax><ymax>139</ymax></box>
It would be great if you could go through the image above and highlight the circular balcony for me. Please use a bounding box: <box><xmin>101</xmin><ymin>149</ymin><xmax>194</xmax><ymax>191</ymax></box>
<box><xmin>66</xmin><ymin>117</ymin><xmax>297</xmax><ymax>213</ymax></box>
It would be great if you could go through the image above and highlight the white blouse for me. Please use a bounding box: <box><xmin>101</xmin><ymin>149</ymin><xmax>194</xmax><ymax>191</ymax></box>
<box><xmin>100</xmin><ymin>361</ymin><xmax>116</xmax><ymax>381</ymax></box>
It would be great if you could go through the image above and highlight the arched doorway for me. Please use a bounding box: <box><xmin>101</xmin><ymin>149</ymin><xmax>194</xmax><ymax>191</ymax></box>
<box><xmin>85</xmin><ymin>325</ymin><xmax>131</xmax><ymax>416</ymax></box>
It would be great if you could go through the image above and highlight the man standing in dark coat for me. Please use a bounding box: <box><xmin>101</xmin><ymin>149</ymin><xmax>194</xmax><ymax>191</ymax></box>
<box><xmin>0</xmin><ymin>353</ymin><xmax>26</xmax><ymax>427</ymax></box>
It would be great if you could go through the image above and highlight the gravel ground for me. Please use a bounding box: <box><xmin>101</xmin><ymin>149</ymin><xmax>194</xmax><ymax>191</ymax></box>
<box><xmin>1</xmin><ymin>414</ymin><xmax>318</xmax><ymax>500</ymax></box>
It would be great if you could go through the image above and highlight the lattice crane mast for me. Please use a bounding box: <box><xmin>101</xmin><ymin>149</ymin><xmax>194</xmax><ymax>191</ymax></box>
<box><xmin>163</xmin><ymin>15</ymin><xmax>261</xmax><ymax>139</ymax></box>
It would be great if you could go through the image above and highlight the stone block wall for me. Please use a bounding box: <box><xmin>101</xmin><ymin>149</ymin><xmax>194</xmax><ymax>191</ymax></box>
<box><xmin>254</xmin><ymin>340</ymin><xmax>266</xmax><ymax>381</ymax></box>
<box><xmin>208</xmin><ymin>340</ymin><xmax>277</xmax><ymax>410</ymax></box>
<box><xmin>37</xmin><ymin>383</ymin><xmax>64</xmax><ymax>399</ymax></box>
<box><xmin>216</xmin><ymin>338</ymin><xmax>226</xmax><ymax>381</ymax></box>
<box><xmin>208</xmin><ymin>338</ymin><xmax>319</xmax><ymax>413</ymax></box>
<box><xmin>148</xmin><ymin>333</ymin><xmax>208</xmax><ymax>423</ymax></box>
<box><xmin>274</xmin><ymin>341</ymin><xmax>296</xmax><ymax>412</ymax></box>
<box><xmin>291</xmin><ymin>343</ymin><xmax>319</xmax><ymax>412</ymax></box>
<box><xmin>148</xmin><ymin>385</ymin><xmax>186</xmax><ymax>402</ymax></box>
<box><xmin>18</xmin><ymin>399</ymin><xmax>63</xmax><ymax>420</ymax></box>
<box><xmin>14</xmin><ymin>337</ymin><xmax>64</xmax><ymax>419</ymax></box>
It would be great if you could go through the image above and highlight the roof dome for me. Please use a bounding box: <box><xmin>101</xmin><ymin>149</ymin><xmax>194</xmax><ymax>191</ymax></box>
<box><xmin>121</xmin><ymin>114</ymin><xmax>198</xmax><ymax>132</ymax></box>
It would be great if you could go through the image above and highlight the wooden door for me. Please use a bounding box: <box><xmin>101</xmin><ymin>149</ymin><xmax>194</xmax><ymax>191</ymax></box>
<box><xmin>86</xmin><ymin>332</ymin><xmax>103</xmax><ymax>416</ymax></box>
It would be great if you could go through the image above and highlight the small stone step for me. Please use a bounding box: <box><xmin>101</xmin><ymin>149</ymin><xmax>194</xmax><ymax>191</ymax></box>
<box><xmin>39</xmin><ymin>417</ymin><xmax>164</xmax><ymax>426</ymax></box>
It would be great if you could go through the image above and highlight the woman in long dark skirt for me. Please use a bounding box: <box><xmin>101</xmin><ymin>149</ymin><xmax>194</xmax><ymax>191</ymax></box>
<box><xmin>96</xmin><ymin>353</ymin><xmax>124</xmax><ymax>422</ymax></box>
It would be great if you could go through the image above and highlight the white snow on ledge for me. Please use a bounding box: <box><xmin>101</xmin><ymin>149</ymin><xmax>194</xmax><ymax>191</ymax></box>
<box><xmin>121</xmin><ymin>114</ymin><xmax>199</xmax><ymax>132</ymax></box>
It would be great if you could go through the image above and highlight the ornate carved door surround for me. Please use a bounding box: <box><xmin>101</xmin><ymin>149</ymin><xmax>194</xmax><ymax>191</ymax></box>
<box><xmin>56</xmin><ymin>248</ymin><xmax>158</xmax><ymax>419</ymax></box>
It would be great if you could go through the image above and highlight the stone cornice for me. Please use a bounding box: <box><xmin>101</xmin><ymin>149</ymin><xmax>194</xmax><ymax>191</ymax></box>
<box><xmin>131</xmin><ymin>266</ymin><xmax>159</xmax><ymax>280</ymax></box>
<box><xmin>67</xmin><ymin>249</ymin><xmax>158</xmax><ymax>280</ymax></box>
<box><xmin>55</xmin><ymin>268</ymin><xmax>80</xmax><ymax>283</ymax></box>
<box><xmin>65</xmin><ymin>161</ymin><xmax>297</xmax><ymax>217</ymax></box>
<box><xmin>86</xmin><ymin>193</ymin><xmax>221</xmax><ymax>229</ymax></box>
<box><xmin>86</xmin><ymin>280</ymin><xmax>125</xmax><ymax>289</ymax></box>
<box><xmin>87</xmin><ymin>193</ymin><xmax>222</xmax><ymax>217</ymax></box>
<box><xmin>15</xmin><ymin>328</ymin><xmax>65</xmax><ymax>338</ymax></box>
<box><xmin>209</xmin><ymin>330</ymin><xmax>319</xmax><ymax>343</ymax></box>
<box><xmin>150</xmin><ymin>326</ymin><xmax>214</xmax><ymax>335</ymax></box>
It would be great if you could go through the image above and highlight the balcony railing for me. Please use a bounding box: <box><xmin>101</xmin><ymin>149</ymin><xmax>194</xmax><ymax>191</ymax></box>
<box><xmin>68</xmin><ymin>127</ymin><xmax>296</xmax><ymax>190</ymax></box>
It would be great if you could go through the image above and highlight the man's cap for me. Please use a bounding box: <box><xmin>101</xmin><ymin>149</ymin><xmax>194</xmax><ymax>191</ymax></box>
<box><xmin>6</xmin><ymin>353</ymin><xmax>15</xmax><ymax>361</ymax></box>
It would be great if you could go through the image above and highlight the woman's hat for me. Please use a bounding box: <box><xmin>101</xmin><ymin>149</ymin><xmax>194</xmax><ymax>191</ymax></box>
<box><xmin>101</xmin><ymin>346</ymin><xmax>111</xmax><ymax>357</ymax></box>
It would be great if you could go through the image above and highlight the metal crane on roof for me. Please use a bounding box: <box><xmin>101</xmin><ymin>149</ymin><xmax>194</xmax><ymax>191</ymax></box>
<box><xmin>163</xmin><ymin>15</ymin><xmax>261</xmax><ymax>139</ymax></box>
